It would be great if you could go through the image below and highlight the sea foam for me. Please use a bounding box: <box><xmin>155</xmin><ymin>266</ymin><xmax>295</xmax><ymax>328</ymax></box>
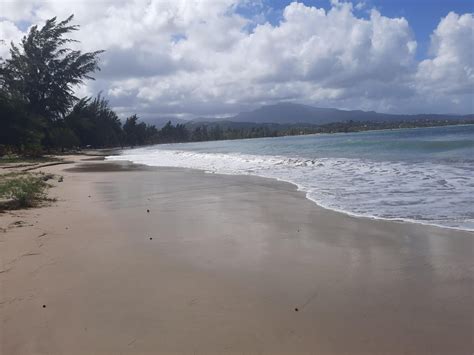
<box><xmin>108</xmin><ymin>145</ymin><xmax>474</xmax><ymax>232</ymax></box>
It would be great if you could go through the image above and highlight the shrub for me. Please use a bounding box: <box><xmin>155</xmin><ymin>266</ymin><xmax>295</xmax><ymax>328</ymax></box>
<box><xmin>0</xmin><ymin>173</ymin><xmax>49</xmax><ymax>208</ymax></box>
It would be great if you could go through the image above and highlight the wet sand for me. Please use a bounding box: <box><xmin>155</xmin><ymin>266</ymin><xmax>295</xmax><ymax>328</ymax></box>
<box><xmin>1</xmin><ymin>157</ymin><xmax>473</xmax><ymax>354</ymax></box>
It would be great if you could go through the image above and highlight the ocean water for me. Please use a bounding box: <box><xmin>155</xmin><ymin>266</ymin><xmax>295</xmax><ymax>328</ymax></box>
<box><xmin>107</xmin><ymin>125</ymin><xmax>474</xmax><ymax>231</ymax></box>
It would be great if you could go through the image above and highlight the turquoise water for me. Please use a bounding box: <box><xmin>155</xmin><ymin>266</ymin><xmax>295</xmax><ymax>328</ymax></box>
<box><xmin>109</xmin><ymin>125</ymin><xmax>474</xmax><ymax>231</ymax></box>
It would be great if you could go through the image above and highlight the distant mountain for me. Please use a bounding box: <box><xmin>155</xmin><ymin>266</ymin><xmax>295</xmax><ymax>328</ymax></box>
<box><xmin>185</xmin><ymin>120</ymin><xmax>289</xmax><ymax>130</ymax></box>
<box><xmin>192</xmin><ymin>102</ymin><xmax>472</xmax><ymax>125</ymax></box>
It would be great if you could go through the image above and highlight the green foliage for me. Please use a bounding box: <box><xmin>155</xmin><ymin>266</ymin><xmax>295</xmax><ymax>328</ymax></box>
<box><xmin>157</xmin><ymin>121</ymin><xmax>188</xmax><ymax>143</ymax></box>
<box><xmin>48</xmin><ymin>125</ymin><xmax>80</xmax><ymax>150</ymax></box>
<box><xmin>0</xmin><ymin>15</ymin><xmax>108</xmax><ymax>155</ymax></box>
<box><xmin>123</xmin><ymin>114</ymin><xmax>144</xmax><ymax>146</ymax></box>
<box><xmin>1</xmin><ymin>15</ymin><xmax>103</xmax><ymax>120</ymax></box>
<box><xmin>123</xmin><ymin>114</ymin><xmax>165</xmax><ymax>146</ymax></box>
<box><xmin>0</xmin><ymin>92</ymin><xmax>45</xmax><ymax>154</ymax></box>
<box><xmin>182</xmin><ymin>119</ymin><xmax>474</xmax><ymax>143</ymax></box>
<box><xmin>0</xmin><ymin>173</ymin><xmax>49</xmax><ymax>208</ymax></box>
<box><xmin>65</xmin><ymin>95</ymin><xmax>122</xmax><ymax>147</ymax></box>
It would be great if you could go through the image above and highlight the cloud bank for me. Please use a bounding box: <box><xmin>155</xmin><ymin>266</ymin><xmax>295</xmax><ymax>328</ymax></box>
<box><xmin>1</xmin><ymin>0</ymin><xmax>473</xmax><ymax>119</ymax></box>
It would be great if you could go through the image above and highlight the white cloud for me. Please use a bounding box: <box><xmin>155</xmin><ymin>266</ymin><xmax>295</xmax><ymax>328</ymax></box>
<box><xmin>417</xmin><ymin>12</ymin><xmax>473</xmax><ymax>95</ymax></box>
<box><xmin>0</xmin><ymin>1</ymin><xmax>473</xmax><ymax>118</ymax></box>
<box><xmin>412</xmin><ymin>12</ymin><xmax>474</xmax><ymax>113</ymax></box>
<box><xmin>0</xmin><ymin>0</ymin><xmax>39</xmax><ymax>22</ymax></box>
<box><xmin>0</xmin><ymin>20</ymin><xmax>23</xmax><ymax>59</ymax></box>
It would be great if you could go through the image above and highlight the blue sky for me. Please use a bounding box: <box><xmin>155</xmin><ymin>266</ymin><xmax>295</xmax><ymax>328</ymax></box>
<box><xmin>240</xmin><ymin>0</ymin><xmax>474</xmax><ymax>60</ymax></box>
<box><xmin>366</xmin><ymin>0</ymin><xmax>473</xmax><ymax>58</ymax></box>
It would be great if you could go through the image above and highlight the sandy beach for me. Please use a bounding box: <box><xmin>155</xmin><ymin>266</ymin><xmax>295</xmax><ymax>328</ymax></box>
<box><xmin>1</xmin><ymin>156</ymin><xmax>473</xmax><ymax>355</ymax></box>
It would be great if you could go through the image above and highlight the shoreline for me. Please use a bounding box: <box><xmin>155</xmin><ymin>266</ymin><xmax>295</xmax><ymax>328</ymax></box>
<box><xmin>1</xmin><ymin>155</ymin><xmax>473</xmax><ymax>354</ymax></box>
<box><xmin>105</xmin><ymin>155</ymin><xmax>474</xmax><ymax>234</ymax></box>
<box><xmin>123</xmin><ymin>122</ymin><xmax>474</xmax><ymax>146</ymax></box>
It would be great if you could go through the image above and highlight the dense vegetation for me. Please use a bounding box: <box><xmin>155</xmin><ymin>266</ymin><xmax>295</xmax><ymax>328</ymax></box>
<box><xmin>1</xmin><ymin>16</ymin><xmax>473</xmax><ymax>156</ymax></box>
<box><xmin>183</xmin><ymin>118</ymin><xmax>474</xmax><ymax>141</ymax></box>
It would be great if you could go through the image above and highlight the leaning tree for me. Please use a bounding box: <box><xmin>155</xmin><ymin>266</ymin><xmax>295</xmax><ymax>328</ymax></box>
<box><xmin>1</xmin><ymin>15</ymin><xmax>103</xmax><ymax>121</ymax></box>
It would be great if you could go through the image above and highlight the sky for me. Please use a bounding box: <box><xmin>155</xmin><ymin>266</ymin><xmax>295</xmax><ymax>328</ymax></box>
<box><xmin>0</xmin><ymin>0</ymin><xmax>473</xmax><ymax>120</ymax></box>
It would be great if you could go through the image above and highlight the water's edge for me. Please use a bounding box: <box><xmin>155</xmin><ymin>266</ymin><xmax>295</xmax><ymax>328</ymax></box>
<box><xmin>105</xmin><ymin>155</ymin><xmax>474</xmax><ymax>233</ymax></box>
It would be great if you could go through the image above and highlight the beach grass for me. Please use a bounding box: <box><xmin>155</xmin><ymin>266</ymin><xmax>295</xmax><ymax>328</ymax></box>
<box><xmin>0</xmin><ymin>172</ymin><xmax>54</xmax><ymax>209</ymax></box>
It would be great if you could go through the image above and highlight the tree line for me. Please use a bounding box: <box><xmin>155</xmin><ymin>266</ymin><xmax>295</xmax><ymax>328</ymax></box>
<box><xmin>180</xmin><ymin>117</ymin><xmax>474</xmax><ymax>142</ymax></box>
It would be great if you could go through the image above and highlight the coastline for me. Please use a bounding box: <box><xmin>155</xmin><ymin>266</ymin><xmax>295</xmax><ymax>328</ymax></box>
<box><xmin>1</xmin><ymin>156</ymin><xmax>473</xmax><ymax>354</ymax></box>
<box><xmin>209</xmin><ymin>168</ymin><xmax>474</xmax><ymax>233</ymax></box>
<box><xmin>106</xmin><ymin>153</ymin><xmax>474</xmax><ymax>233</ymax></box>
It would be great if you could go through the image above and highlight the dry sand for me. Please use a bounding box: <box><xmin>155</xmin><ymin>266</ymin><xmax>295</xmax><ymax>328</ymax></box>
<box><xmin>1</xmin><ymin>156</ymin><xmax>473</xmax><ymax>355</ymax></box>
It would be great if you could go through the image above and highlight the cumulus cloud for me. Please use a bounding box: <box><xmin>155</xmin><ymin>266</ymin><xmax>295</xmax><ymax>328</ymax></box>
<box><xmin>0</xmin><ymin>0</ymin><xmax>473</xmax><ymax>118</ymax></box>
<box><xmin>417</xmin><ymin>13</ymin><xmax>473</xmax><ymax>94</ymax></box>
<box><xmin>411</xmin><ymin>12</ymin><xmax>474</xmax><ymax>113</ymax></box>
<box><xmin>0</xmin><ymin>20</ymin><xmax>23</xmax><ymax>59</ymax></box>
